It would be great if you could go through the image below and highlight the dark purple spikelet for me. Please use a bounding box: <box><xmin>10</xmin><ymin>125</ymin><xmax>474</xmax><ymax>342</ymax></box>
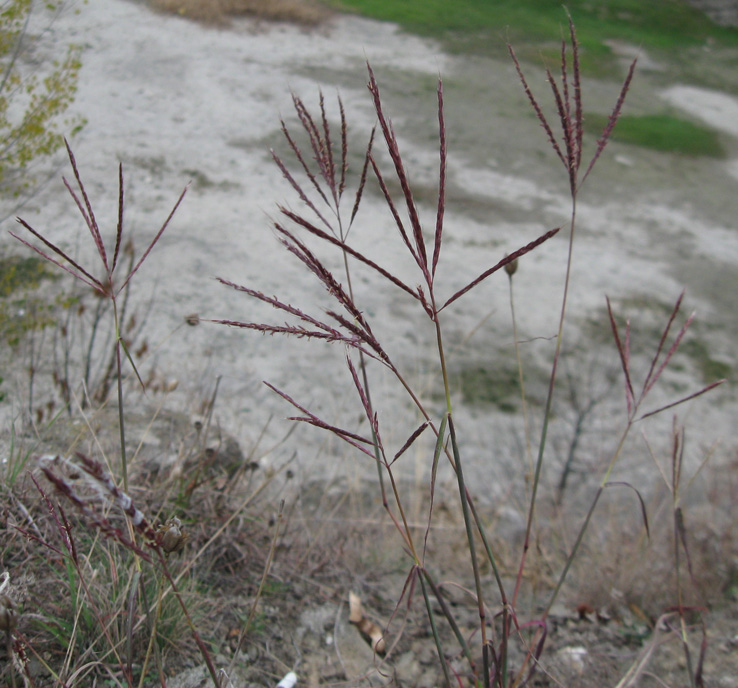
<box><xmin>509</xmin><ymin>14</ymin><xmax>636</xmax><ymax>194</ymax></box>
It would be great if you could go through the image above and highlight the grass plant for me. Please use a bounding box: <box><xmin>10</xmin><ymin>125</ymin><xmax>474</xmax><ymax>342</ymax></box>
<box><xmin>11</xmin><ymin>140</ymin><xmax>188</xmax><ymax>489</ymax></box>
<box><xmin>210</xmin><ymin>14</ymin><xmax>724</xmax><ymax>687</ymax></box>
<box><xmin>2</xmin><ymin>9</ymin><xmax>733</xmax><ymax>688</ymax></box>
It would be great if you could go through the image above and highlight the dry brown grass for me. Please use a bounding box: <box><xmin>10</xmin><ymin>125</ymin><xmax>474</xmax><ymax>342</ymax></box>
<box><xmin>149</xmin><ymin>0</ymin><xmax>331</xmax><ymax>26</ymax></box>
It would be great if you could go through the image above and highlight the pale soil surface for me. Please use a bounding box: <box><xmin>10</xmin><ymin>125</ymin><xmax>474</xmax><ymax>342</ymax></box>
<box><xmin>5</xmin><ymin>0</ymin><xmax>738</xmax><ymax>490</ymax></box>
<box><xmin>1</xmin><ymin>1</ymin><xmax>737</xmax><ymax>685</ymax></box>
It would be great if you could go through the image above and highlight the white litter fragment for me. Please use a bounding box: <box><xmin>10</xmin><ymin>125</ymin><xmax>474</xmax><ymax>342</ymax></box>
<box><xmin>276</xmin><ymin>671</ymin><xmax>297</xmax><ymax>688</ymax></box>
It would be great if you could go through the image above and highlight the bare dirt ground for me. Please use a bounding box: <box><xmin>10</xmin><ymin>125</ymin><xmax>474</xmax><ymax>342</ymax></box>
<box><xmin>2</xmin><ymin>0</ymin><xmax>738</xmax><ymax>685</ymax></box>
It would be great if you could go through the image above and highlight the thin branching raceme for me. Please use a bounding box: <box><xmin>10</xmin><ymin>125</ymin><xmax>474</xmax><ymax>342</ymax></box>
<box><xmin>11</xmin><ymin>141</ymin><xmax>188</xmax><ymax>491</ymax></box>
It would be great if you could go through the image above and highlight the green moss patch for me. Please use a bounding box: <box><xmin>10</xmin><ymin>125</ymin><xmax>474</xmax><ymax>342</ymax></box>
<box><xmin>452</xmin><ymin>364</ymin><xmax>520</xmax><ymax>412</ymax></box>
<box><xmin>0</xmin><ymin>254</ymin><xmax>59</xmax><ymax>347</ymax></box>
<box><xmin>681</xmin><ymin>339</ymin><xmax>733</xmax><ymax>383</ymax></box>
<box><xmin>325</xmin><ymin>0</ymin><xmax>738</xmax><ymax>70</ymax></box>
<box><xmin>0</xmin><ymin>254</ymin><xmax>56</xmax><ymax>297</ymax></box>
<box><xmin>586</xmin><ymin>113</ymin><xmax>725</xmax><ymax>157</ymax></box>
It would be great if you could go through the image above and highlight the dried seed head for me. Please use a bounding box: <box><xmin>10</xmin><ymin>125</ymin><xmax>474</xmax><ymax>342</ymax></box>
<box><xmin>185</xmin><ymin>313</ymin><xmax>200</xmax><ymax>326</ymax></box>
<box><xmin>505</xmin><ymin>256</ymin><xmax>519</xmax><ymax>277</ymax></box>
<box><xmin>157</xmin><ymin>517</ymin><xmax>189</xmax><ymax>555</ymax></box>
<box><xmin>0</xmin><ymin>594</ymin><xmax>17</xmax><ymax>632</ymax></box>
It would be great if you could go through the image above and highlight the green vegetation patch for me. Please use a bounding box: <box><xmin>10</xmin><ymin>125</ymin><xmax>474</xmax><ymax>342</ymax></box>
<box><xmin>586</xmin><ymin>113</ymin><xmax>725</xmax><ymax>157</ymax></box>
<box><xmin>0</xmin><ymin>254</ymin><xmax>56</xmax><ymax>297</ymax></box>
<box><xmin>681</xmin><ymin>338</ymin><xmax>733</xmax><ymax>383</ymax></box>
<box><xmin>326</xmin><ymin>0</ymin><xmax>738</xmax><ymax>62</ymax></box>
<box><xmin>452</xmin><ymin>364</ymin><xmax>520</xmax><ymax>412</ymax></box>
<box><xmin>0</xmin><ymin>254</ymin><xmax>59</xmax><ymax>347</ymax></box>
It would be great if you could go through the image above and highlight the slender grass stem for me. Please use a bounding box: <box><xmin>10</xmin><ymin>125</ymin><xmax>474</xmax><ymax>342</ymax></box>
<box><xmin>138</xmin><ymin>573</ymin><xmax>165</xmax><ymax>688</ymax></box>
<box><xmin>418</xmin><ymin>570</ymin><xmax>453</xmax><ymax>688</ymax></box>
<box><xmin>508</xmin><ymin>273</ymin><xmax>533</xmax><ymax>486</ymax></box>
<box><xmin>421</xmin><ymin>568</ymin><xmax>476</xmax><ymax>672</ymax></box>
<box><xmin>514</xmin><ymin>198</ymin><xmax>578</xmax><ymax>608</ymax></box>
<box><xmin>228</xmin><ymin>501</ymin><xmax>284</xmax><ymax>674</ymax></box>
<box><xmin>112</xmin><ymin>298</ymin><xmax>128</xmax><ymax>491</ymax></box>
<box><xmin>157</xmin><ymin>554</ymin><xmax>220</xmax><ymax>687</ymax></box>
<box><xmin>448</xmin><ymin>415</ymin><xmax>490</xmax><ymax>688</ymax></box>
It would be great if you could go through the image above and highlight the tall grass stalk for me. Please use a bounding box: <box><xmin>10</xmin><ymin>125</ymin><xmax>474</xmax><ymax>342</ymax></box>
<box><xmin>12</xmin><ymin>141</ymin><xmax>187</xmax><ymax>491</ymax></box>
<box><xmin>507</xmin><ymin>15</ymin><xmax>636</xmax><ymax>611</ymax></box>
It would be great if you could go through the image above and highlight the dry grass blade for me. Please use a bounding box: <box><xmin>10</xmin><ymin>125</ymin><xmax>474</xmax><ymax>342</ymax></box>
<box><xmin>318</xmin><ymin>92</ymin><xmax>338</xmax><ymax>203</ymax></box>
<box><xmin>350</xmin><ymin>126</ymin><xmax>375</xmax><ymax>228</ymax></box>
<box><xmin>214</xmin><ymin>278</ymin><xmax>338</xmax><ymax>334</ymax></box>
<box><xmin>37</xmin><ymin>462</ymin><xmax>152</xmax><ymax>556</ymax></box>
<box><xmin>272</xmin><ymin>146</ymin><xmax>332</xmax><ymax>231</ymax></box>
<box><xmin>545</xmin><ymin>66</ymin><xmax>576</xmax><ymax>189</ymax></box>
<box><xmin>560</xmin><ymin>41</ymin><xmax>571</xmax><ymax>128</ymax></box>
<box><xmin>369</xmin><ymin>154</ymin><xmax>421</xmax><ymax>265</ymax></box>
<box><xmin>392</xmin><ymin>421</ymin><xmax>430</xmax><ymax>464</ymax></box>
<box><xmin>112</xmin><ymin>163</ymin><xmax>124</xmax><ymax>273</ymax></box>
<box><xmin>517</xmin><ymin>621</ymin><xmax>547</xmax><ymax>687</ymax></box>
<box><xmin>10</xmin><ymin>220</ymin><xmax>103</xmax><ymax>292</ymax></box>
<box><xmin>674</xmin><ymin>507</ymin><xmax>697</xmax><ymax>584</ymax></box>
<box><xmin>345</xmin><ymin>352</ymin><xmax>381</xmax><ymax>443</ymax></box>
<box><xmin>695</xmin><ymin>625</ymin><xmax>707</xmax><ymax>688</ymax></box>
<box><xmin>638</xmin><ymin>379</ymin><xmax>725</xmax><ymax>421</ymax></box>
<box><xmin>568</xmin><ymin>13</ymin><xmax>583</xmax><ymax>171</ymax></box>
<box><xmin>274</xmin><ymin>226</ymin><xmax>362</xmax><ymax>324</ymax></box>
<box><xmin>643</xmin><ymin>291</ymin><xmax>686</xmax><ymax>394</ymax></box>
<box><xmin>421</xmin><ymin>414</ymin><xmax>447</xmax><ymax>559</ymax></box>
<box><xmin>645</xmin><ymin>308</ymin><xmax>696</xmax><ymax>396</ymax></box>
<box><xmin>63</xmin><ymin>139</ymin><xmax>109</xmax><ymax>274</ymax></box>
<box><xmin>277</xmin><ymin>207</ymin><xmax>424</xmax><ymax>302</ymax></box>
<box><xmin>117</xmin><ymin>183</ymin><xmax>188</xmax><ymax>295</ymax></box>
<box><xmin>339</xmin><ymin>96</ymin><xmax>348</xmax><ymax>198</ymax></box>
<box><xmin>291</xmin><ymin>100</ymin><xmax>331</xmax><ymax>203</ymax></box>
<box><xmin>263</xmin><ymin>381</ymin><xmax>377</xmax><ymax>458</ymax></box>
<box><xmin>604</xmin><ymin>481</ymin><xmax>650</xmax><ymax>538</ymax></box>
